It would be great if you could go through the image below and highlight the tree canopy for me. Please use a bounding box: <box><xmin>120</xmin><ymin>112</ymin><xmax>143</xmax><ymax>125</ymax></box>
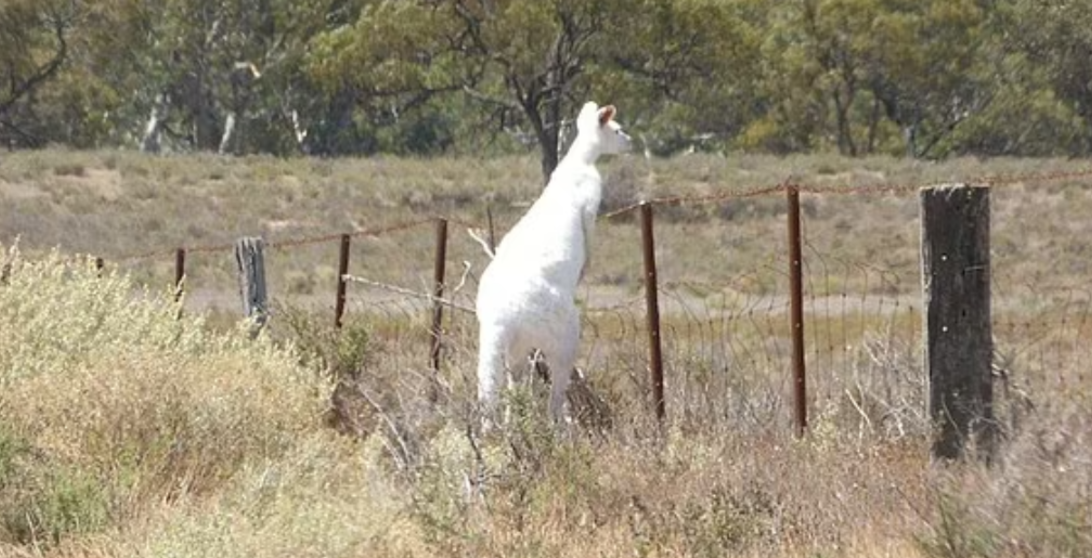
<box><xmin>3</xmin><ymin>0</ymin><xmax>1092</xmax><ymax>178</ymax></box>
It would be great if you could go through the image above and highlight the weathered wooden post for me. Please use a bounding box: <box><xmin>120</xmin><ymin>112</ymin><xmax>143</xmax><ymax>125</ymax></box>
<box><xmin>234</xmin><ymin>237</ymin><xmax>269</xmax><ymax>336</ymax></box>
<box><xmin>920</xmin><ymin>184</ymin><xmax>995</xmax><ymax>461</ymax></box>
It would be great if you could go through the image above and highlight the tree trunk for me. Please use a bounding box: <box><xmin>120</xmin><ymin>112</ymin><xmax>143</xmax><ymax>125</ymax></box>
<box><xmin>194</xmin><ymin>88</ymin><xmax>219</xmax><ymax>150</ymax></box>
<box><xmin>866</xmin><ymin>96</ymin><xmax>882</xmax><ymax>154</ymax></box>
<box><xmin>140</xmin><ymin>94</ymin><xmax>166</xmax><ymax>153</ymax></box>
<box><xmin>218</xmin><ymin>112</ymin><xmax>236</xmax><ymax>154</ymax></box>
<box><xmin>832</xmin><ymin>89</ymin><xmax>857</xmax><ymax>156</ymax></box>
<box><xmin>525</xmin><ymin>97</ymin><xmax>559</xmax><ymax>184</ymax></box>
<box><xmin>904</xmin><ymin>125</ymin><xmax>917</xmax><ymax>159</ymax></box>
<box><xmin>288</xmin><ymin>109</ymin><xmax>308</xmax><ymax>153</ymax></box>
<box><xmin>538</xmin><ymin>131</ymin><xmax>560</xmax><ymax>184</ymax></box>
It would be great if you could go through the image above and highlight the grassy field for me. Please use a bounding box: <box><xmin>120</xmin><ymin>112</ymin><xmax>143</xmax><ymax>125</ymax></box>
<box><xmin>4</xmin><ymin>149</ymin><xmax>1091</xmax><ymax>299</ymax></box>
<box><xmin>1</xmin><ymin>149</ymin><xmax>1091</xmax><ymax>557</ymax></box>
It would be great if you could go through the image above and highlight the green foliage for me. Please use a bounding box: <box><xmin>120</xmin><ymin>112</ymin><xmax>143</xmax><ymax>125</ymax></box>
<box><xmin>6</xmin><ymin>0</ymin><xmax>1092</xmax><ymax>166</ymax></box>
<box><xmin>2</xmin><ymin>466</ymin><xmax>111</xmax><ymax>546</ymax></box>
<box><xmin>276</xmin><ymin>302</ymin><xmax>371</xmax><ymax>381</ymax></box>
<box><xmin>597</xmin><ymin>0</ymin><xmax>765</xmax><ymax>155</ymax></box>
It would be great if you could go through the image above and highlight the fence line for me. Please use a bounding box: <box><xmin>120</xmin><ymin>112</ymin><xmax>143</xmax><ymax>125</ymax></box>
<box><xmin>89</xmin><ymin>164</ymin><xmax>1092</xmax><ymax>265</ymax></box>
<box><xmin>70</xmin><ymin>168</ymin><xmax>1092</xmax><ymax>443</ymax></box>
<box><xmin>602</xmin><ymin>166</ymin><xmax>1092</xmax><ymax>219</ymax></box>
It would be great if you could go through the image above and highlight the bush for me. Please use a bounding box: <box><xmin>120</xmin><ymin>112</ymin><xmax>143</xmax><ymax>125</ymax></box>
<box><xmin>0</xmin><ymin>245</ymin><xmax>329</xmax><ymax>547</ymax></box>
<box><xmin>918</xmin><ymin>403</ymin><xmax>1092</xmax><ymax>558</ymax></box>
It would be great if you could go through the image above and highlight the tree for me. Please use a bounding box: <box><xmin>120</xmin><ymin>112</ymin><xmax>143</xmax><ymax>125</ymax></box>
<box><xmin>866</xmin><ymin>0</ymin><xmax>992</xmax><ymax>158</ymax></box>
<box><xmin>310</xmin><ymin>0</ymin><xmax>765</xmax><ymax>180</ymax></box>
<box><xmin>1003</xmin><ymin>0</ymin><xmax>1092</xmax><ymax>153</ymax></box>
<box><xmin>596</xmin><ymin>0</ymin><xmax>765</xmax><ymax>155</ymax></box>
<box><xmin>310</xmin><ymin>0</ymin><xmax>616</xmax><ymax>180</ymax></box>
<box><xmin>10</xmin><ymin>0</ymin><xmax>1092</xmax><ymax>161</ymax></box>
<box><xmin>763</xmin><ymin>0</ymin><xmax>991</xmax><ymax>158</ymax></box>
<box><xmin>72</xmin><ymin>0</ymin><xmax>334</xmax><ymax>154</ymax></box>
<box><xmin>0</xmin><ymin>0</ymin><xmax>79</xmax><ymax>147</ymax></box>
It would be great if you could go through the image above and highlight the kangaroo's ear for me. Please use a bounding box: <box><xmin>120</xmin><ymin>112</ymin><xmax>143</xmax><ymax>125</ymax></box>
<box><xmin>598</xmin><ymin>105</ymin><xmax>616</xmax><ymax>127</ymax></box>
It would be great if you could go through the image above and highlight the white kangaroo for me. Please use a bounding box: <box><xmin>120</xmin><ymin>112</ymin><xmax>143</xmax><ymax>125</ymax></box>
<box><xmin>476</xmin><ymin>102</ymin><xmax>631</xmax><ymax>424</ymax></box>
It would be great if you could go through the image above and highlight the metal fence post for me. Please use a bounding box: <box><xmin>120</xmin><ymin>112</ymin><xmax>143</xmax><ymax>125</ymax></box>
<box><xmin>174</xmin><ymin>247</ymin><xmax>186</xmax><ymax>302</ymax></box>
<box><xmin>787</xmin><ymin>185</ymin><xmax>808</xmax><ymax>437</ymax></box>
<box><xmin>486</xmin><ymin>204</ymin><xmax>497</xmax><ymax>254</ymax></box>
<box><xmin>335</xmin><ymin>233</ymin><xmax>351</xmax><ymax>329</ymax></box>
<box><xmin>640</xmin><ymin>202</ymin><xmax>666</xmax><ymax>424</ymax></box>
<box><xmin>430</xmin><ymin>218</ymin><xmax>449</xmax><ymax>400</ymax></box>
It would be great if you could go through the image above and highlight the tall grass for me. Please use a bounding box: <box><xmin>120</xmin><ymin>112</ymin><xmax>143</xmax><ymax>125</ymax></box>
<box><xmin>2</xmin><ymin>149</ymin><xmax>1092</xmax><ymax>557</ymax></box>
<box><xmin>0</xmin><ymin>244</ymin><xmax>334</xmax><ymax>550</ymax></box>
<box><xmin>0</xmin><ymin>248</ymin><xmax>1085</xmax><ymax>557</ymax></box>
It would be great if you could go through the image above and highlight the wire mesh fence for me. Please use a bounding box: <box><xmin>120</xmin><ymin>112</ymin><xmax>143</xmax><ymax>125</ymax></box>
<box><xmin>93</xmin><ymin>166</ymin><xmax>1092</xmax><ymax>436</ymax></box>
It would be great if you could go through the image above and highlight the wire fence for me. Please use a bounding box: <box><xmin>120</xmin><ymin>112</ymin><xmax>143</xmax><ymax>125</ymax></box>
<box><xmin>94</xmin><ymin>166</ymin><xmax>1092</xmax><ymax>435</ymax></box>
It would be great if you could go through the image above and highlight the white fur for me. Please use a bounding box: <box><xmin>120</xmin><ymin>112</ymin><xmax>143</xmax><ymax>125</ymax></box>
<box><xmin>476</xmin><ymin>102</ymin><xmax>631</xmax><ymax>423</ymax></box>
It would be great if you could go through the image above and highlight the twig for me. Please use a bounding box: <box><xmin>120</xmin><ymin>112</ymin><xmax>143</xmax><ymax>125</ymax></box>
<box><xmin>342</xmin><ymin>274</ymin><xmax>476</xmax><ymax>313</ymax></box>
<box><xmin>463</xmin><ymin>421</ymin><xmax>494</xmax><ymax>505</ymax></box>
<box><xmin>355</xmin><ymin>383</ymin><xmax>413</xmax><ymax>471</ymax></box>
<box><xmin>451</xmin><ymin>261</ymin><xmax>474</xmax><ymax>298</ymax></box>
<box><xmin>468</xmin><ymin>228</ymin><xmax>495</xmax><ymax>258</ymax></box>
<box><xmin>845</xmin><ymin>387</ymin><xmax>874</xmax><ymax>433</ymax></box>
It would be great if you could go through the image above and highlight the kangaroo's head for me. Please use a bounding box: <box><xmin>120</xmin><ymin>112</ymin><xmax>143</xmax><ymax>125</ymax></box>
<box><xmin>575</xmin><ymin>102</ymin><xmax>631</xmax><ymax>157</ymax></box>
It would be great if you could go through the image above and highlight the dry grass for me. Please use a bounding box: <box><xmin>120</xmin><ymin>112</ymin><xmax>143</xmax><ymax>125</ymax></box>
<box><xmin>3</xmin><ymin>149</ymin><xmax>1092</xmax><ymax>311</ymax></box>
<box><xmin>2</xmin><ymin>150</ymin><xmax>1092</xmax><ymax>557</ymax></box>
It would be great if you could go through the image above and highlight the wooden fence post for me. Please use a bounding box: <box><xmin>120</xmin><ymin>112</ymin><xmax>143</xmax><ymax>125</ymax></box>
<box><xmin>640</xmin><ymin>202</ymin><xmax>666</xmax><ymax>424</ymax></box>
<box><xmin>920</xmin><ymin>184</ymin><xmax>995</xmax><ymax>461</ymax></box>
<box><xmin>234</xmin><ymin>236</ymin><xmax>268</xmax><ymax>336</ymax></box>
<box><xmin>335</xmin><ymin>234</ymin><xmax>351</xmax><ymax>329</ymax></box>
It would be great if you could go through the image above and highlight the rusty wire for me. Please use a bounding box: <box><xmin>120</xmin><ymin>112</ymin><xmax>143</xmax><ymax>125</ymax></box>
<box><xmin>111</xmin><ymin>216</ymin><xmax>457</xmax><ymax>262</ymax></box>
<box><xmin>103</xmin><ymin>165</ymin><xmax>1092</xmax><ymax>263</ymax></box>
<box><xmin>603</xmin><ymin>166</ymin><xmax>1092</xmax><ymax>219</ymax></box>
<box><xmin>34</xmin><ymin>164</ymin><xmax>1090</xmax><ymax>433</ymax></box>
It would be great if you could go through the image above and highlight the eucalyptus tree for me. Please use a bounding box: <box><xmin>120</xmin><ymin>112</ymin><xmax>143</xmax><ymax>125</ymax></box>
<box><xmin>0</xmin><ymin>0</ymin><xmax>79</xmax><ymax>147</ymax></box>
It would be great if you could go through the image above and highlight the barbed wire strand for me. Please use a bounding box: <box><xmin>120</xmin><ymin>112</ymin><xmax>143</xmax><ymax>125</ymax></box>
<box><xmin>603</xmin><ymin>166</ymin><xmax>1092</xmax><ymax>219</ymax></box>
<box><xmin>99</xmin><ymin>165</ymin><xmax>1092</xmax><ymax>264</ymax></box>
<box><xmin>59</xmin><ymin>166</ymin><xmax>1092</xmax><ymax>397</ymax></box>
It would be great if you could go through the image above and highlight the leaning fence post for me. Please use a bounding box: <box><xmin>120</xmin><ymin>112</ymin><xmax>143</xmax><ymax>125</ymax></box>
<box><xmin>174</xmin><ymin>247</ymin><xmax>186</xmax><ymax>302</ymax></box>
<box><xmin>786</xmin><ymin>184</ymin><xmax>808</xmax><ymax>437</ymax></box>
<box><xmin>430</xmin><ymin>218</ymin><xmax>449</xmax><ymax>400</ymax></box>
<box><xmin>639</xmin><ymin>202</ymin><xmax>666</xmax><ymax>424</ymax></box>
<box><xmin>335</xmin><ymin>234</ymin><xmax>351</xmax><ymax>329</ymax></box>
<box><xmin>920</xmin><ymin>184</ymin><xmax>995</xmax><ymax>461</ymax></box>
<box><xmin>234</xmin><ymin>236</ymin><xmax>269</xmax><ymax>336</ymax></box>
<box><xmin>486</xmin><ymin>204</ymin><xmax>497</xmax><ymax>254</ymax></box>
